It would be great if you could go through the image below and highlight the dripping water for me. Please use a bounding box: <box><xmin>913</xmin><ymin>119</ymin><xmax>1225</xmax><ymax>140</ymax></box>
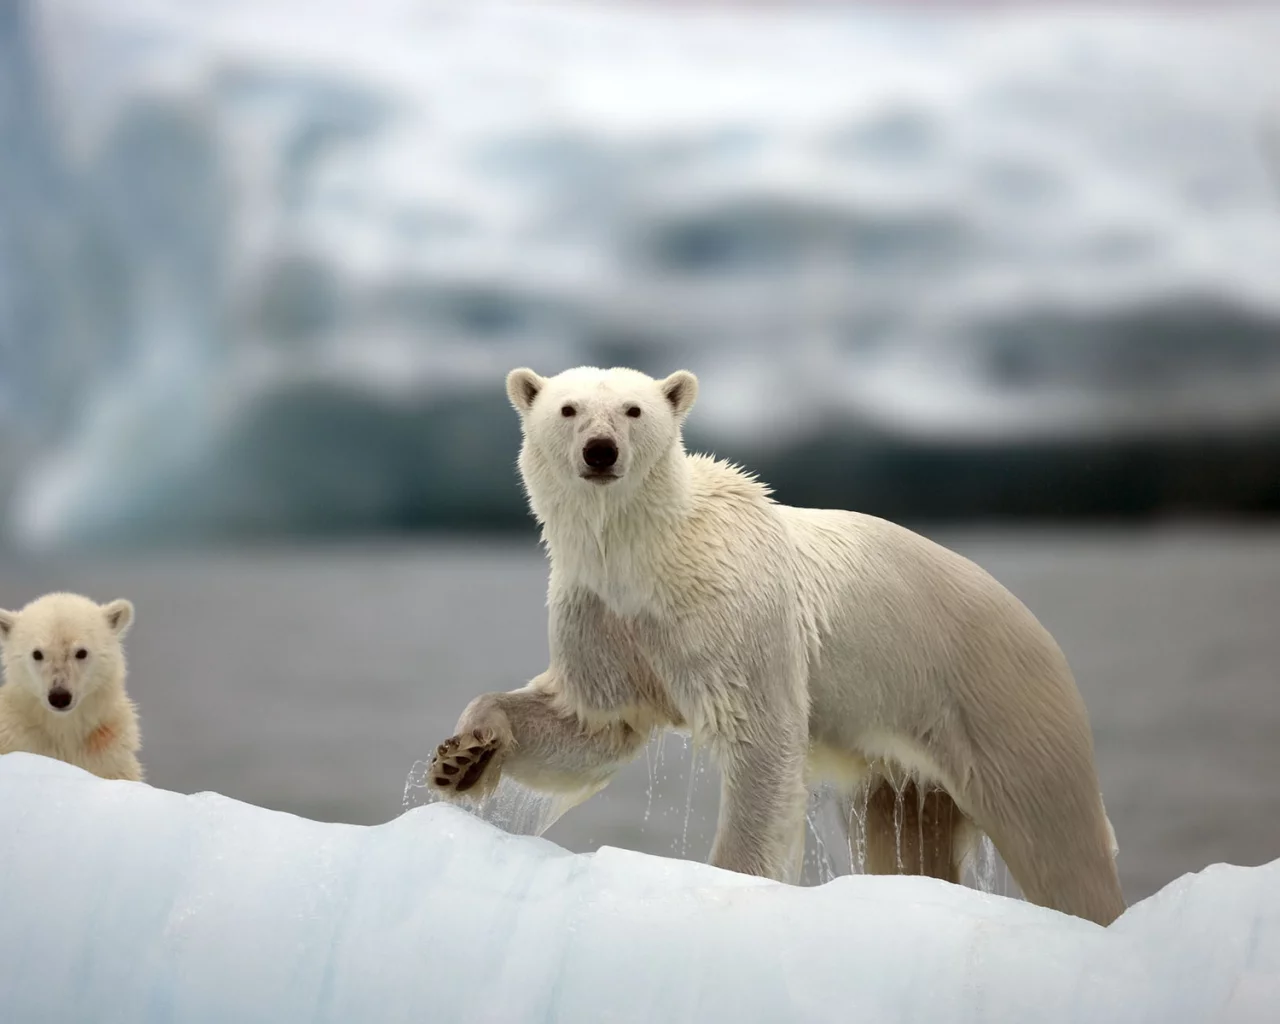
<box><xmin>893</xmin><ymin>775</ymin><xmax>906</xmax><ymax>873</ymax></box>
<box><xmin>402</xmin><ymin>759</ymin><xmax>578</xmax><ymax>837</ymax></box>
<box><xmin>679</xmin><ymin>736</ymin><xmax>698</xmax><ymax>857</ymax></box>
<box><xmin>916</xmin><ymin>781</ymin><xmax>927</xmax><ymax>876</ymax></box>
<box><xmin>849</xmin><ymin>775</ymin><xmax>871</xmax><ymax>875</ymax></box>
<box><xmin>643</xmin><ymin>738</ymin><xmax>655</xmax><ymax>825</ymax></box>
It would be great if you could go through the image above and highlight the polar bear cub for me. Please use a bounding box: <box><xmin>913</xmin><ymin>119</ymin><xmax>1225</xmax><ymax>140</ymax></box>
<box><xmin>0</xmin><ymin>592</ymin><xmax>143</xmax><ymax>782</ymax></box>
<box><xmin>428</xmin><ymin>366</ymin><xmax>1126</xmax><ymax>926</ymax></box>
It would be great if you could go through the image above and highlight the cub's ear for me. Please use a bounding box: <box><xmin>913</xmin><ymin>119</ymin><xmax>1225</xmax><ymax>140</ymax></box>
<box><xmin>660</xmin><ymin>370</ymin><xmax>699</xmax><ymax>420</ymax></box>
<box><xmin>102</xmin><ymin>599</ymin><xmax>135</xmax><ymax>637</ymax></box>
<box><xmin>506</xmin><ymin>368</ymin><xmax>546</xmax><ymax>415</ymax></box>
<box><xmin>0</xmin><ymin>609</ymin><xmax>14</xmax><ymax>643</ymax></box>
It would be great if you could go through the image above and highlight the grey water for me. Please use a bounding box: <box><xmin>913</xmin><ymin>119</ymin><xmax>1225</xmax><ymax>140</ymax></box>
<box><xmin>2</xmin><ymin>525</ymin><xmax>1278</xmax><ymax>904</ymax></box>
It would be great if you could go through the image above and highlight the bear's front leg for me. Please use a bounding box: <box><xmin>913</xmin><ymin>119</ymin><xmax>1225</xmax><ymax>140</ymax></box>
<box><xmin>428</xmin><ymin>696</ymin><xmax>514</xmax><ymax>798</ymax></box>
<box><xmin>708</xmin><ymin>702</ymin><xmax>810</xmax><ymax>883</ymax></box>
<box><xmin>429</xmin><ymin>676</ymin><xmax>650</xmax><ymax>801</ymax></box>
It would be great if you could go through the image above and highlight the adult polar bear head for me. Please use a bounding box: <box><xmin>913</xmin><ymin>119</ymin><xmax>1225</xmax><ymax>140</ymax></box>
<box><xmin>506</xmin><ymin>366</ymin><xmax>699</xmax><ymax>517</ymax></box>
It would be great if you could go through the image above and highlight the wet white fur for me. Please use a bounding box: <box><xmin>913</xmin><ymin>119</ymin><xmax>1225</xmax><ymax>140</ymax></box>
<box><xmin>439</xmin><ymin>366</ymin><xmax>1126</xmax><ymax>925</ymax></box>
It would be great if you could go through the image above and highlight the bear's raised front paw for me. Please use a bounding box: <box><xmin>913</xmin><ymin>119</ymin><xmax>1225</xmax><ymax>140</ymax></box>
<box><xmin>429</xmin><ymin>728</ymin><xmax>502</xmax><ymax>795</ymax></box>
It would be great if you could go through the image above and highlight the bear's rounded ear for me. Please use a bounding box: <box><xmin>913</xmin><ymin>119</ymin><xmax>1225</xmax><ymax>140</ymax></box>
<box><xmin>102</xmin><ymin>599</ymin><xmax>135</xmax><ymax>637</ymax></box>
<box><xmin>506</xmin><ymin>368</ymin><xmax>546</xmax><ymax>415</ymax></box>
<box><xmin>660</xmin><ymin>370</ymin><xmax>698</xmax><ymax>420</ymax></box>
<box><xmin>0</xmin><ymin>609</ymin><xmax>14</xmax><ymax>643</ymax></box>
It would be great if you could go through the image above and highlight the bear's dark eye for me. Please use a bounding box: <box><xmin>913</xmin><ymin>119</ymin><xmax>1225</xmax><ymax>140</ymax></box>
<box><xmin>626</xmin><ymin>406</ymin><xmax>641</xmax><ymax>418</ymax></box>
<box><xmin>561</xmin><ymin>405</ymin><xmax>576</xmax><ymax>418</ymax></box>
<box><xmin>75</xmin><ymin>648</ymin><xmax>88</xmax><ymax>660</ymax></box>
<box><xmin>32</xmin><ymin>650</ymin><xmax>43</xmax><ymax>661</ymax></box>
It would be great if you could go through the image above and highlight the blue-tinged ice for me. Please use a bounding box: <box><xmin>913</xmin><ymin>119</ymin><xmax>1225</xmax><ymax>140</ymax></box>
<box><xmin>0</xmin><ymin>752</ymin><xmax>1277</xmax><ymax>1023</ymax></box>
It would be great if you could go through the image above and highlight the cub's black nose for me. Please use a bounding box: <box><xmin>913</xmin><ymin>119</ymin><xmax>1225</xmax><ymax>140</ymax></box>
<box><xmin>583</xmin><ymin>438</ymin><xmax>618</xmax><ymax>470</ymax></box>
<box><xmin>48</xmin><ymin>688</ymin><xmax>72</xmax><ymax>710</ymax></box>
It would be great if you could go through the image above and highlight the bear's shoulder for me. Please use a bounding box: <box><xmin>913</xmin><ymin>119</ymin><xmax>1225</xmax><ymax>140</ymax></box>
<box><xmin>687</xmin><ymin>453</ymin><xmax>774</xmax><ymax>508</ymax></box>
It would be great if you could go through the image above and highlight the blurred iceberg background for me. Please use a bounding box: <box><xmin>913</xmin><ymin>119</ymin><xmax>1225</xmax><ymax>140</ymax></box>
<box><xmin>2</xmin><ymin>0</ymin><xmax>1280</xmax><ymax>911</ymax></box>
<box><xmin>4</xmin><ymin>0</ymin><xmax>1280</xmax><ymax>545</ymax></box>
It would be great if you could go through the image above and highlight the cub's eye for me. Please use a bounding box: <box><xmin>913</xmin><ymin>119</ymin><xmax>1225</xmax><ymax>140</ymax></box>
<box><xmin>625</xmin><ymin>406</ymin><xmax>641</xmax><ymax>418</ymax></box>
<box><xmin>561</xmin><ymin>405</ymin><xmax>576</xmax><ymax>418</ymax></box>
<box><xmin>32</xmin><ymin>650</ymin><xmax>43</xmax><ymax>661</ymax></box>
<box><xmin>75</xmin><ymin>648</ymin><xmax>88</xmax><ymax>660</ymax></box>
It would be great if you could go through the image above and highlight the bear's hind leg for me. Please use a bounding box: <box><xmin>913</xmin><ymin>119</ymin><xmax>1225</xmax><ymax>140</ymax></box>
<box><xmin>862</xmin><ymin>776</ymin><xmax>963</xmax><ymax>883</ymax></box>
<box><xmin>975</xmin><ymin>789</ymin><xmax>1124</xmax><ymax>925</ymax></box>
<box><xmin>956</xmin><ymin>753</ymin><xmax>1126</xmax><ymax>925</ymax></box>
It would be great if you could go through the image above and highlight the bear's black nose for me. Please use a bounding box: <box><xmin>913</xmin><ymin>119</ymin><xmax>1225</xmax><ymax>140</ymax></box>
<box><xmin>48</xmin><ymin>688</ymin><xmax>72</xmax><ymax>710</ymax></box>
<box><xmin>583</xmin><ymin>438</ymin><xmax>619</xmax><ymax>470</ymax></box>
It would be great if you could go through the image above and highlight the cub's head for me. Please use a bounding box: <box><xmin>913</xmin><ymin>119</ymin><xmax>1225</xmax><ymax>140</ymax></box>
<box><xmin>0</xmin><ymin>593</ymin><xmax>135</xmax><ymax>715</ymax></box>
<box><xmin>505</xmin><ymin>366</ymin><xmax>698</xmax><ymax>493</ymax></box>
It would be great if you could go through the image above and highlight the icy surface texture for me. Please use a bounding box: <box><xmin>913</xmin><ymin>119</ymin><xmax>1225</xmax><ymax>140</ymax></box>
<box><xmin>3</xmin><ymin>0</ymin><xmax>1280</xmax><ymax>544</ymax></box>
<box><xmin>1</xmin><ymin>752</ymin><xmax>1277</xmax><ymax>1023</ymax></box>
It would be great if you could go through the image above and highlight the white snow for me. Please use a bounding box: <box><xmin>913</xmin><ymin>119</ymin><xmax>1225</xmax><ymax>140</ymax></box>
<box><xmin>0</xmin><ymin>752</ymin><xmax>1276</xmax><ymax>1023</ymax></box>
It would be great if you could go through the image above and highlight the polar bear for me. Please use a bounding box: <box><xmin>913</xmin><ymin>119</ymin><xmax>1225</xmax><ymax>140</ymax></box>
<box><xmin>0</xmin><ymin>592</ymin><xmax>143</xmax><ymax>783</ymax></box>
<box><xmin>428</xmin><ymin>366</ymin><xmax>1126</xmax><ymax>925</ymax></box>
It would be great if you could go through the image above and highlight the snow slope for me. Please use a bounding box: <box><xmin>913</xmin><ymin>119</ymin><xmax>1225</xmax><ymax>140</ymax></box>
<box><xmin>0</xmin><ymin>752</ymin><xmax>1276</xmax><ymax>1023</ymax></box>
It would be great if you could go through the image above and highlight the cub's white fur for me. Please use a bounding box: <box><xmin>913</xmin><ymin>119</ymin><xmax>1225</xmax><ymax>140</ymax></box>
<box><xmin>429</xmin><ymin>366</ymin><xmax>1126</xmax><ymax>925</ymax></box>
<box><xmin>0</xmin><ymin>592</ymin><xmax>143</xmax><ymax>782</ymax></box>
